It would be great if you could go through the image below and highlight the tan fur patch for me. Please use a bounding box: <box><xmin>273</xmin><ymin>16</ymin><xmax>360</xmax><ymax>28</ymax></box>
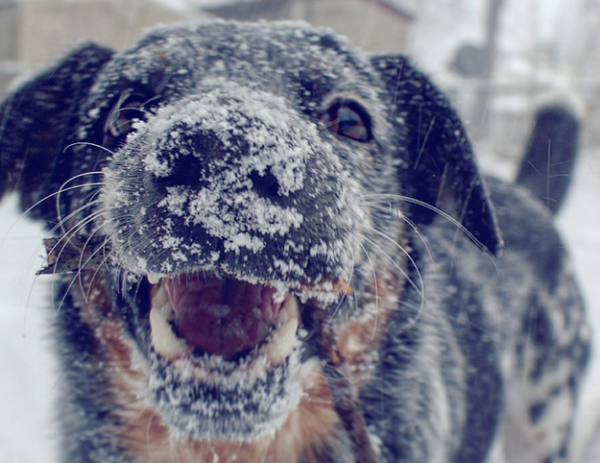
<box><xmin>336</xmin><ymin>237</ymin><xmax>406</xmax><ymax>385</ymax></box>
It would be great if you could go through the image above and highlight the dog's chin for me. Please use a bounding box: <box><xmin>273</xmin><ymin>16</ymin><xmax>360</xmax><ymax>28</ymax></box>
<box><xmin>142</xmin><ymin>272</ymin><xmax>309</xmax><ymax>440</ymax></box>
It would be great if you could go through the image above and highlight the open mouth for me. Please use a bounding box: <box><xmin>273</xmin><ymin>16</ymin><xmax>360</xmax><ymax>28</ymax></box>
<box><xmin>123</xmin><ymin>270</ymin><xmax>356</xmax><ymax>440</ymax></box>
<box><xmin>148</xmin><ymin>273</ymin><xmax>301</xmax><ymax>366</ymax></box>
<box><xmin>143</xmin><ymin>272</ymin><xmax>309</xmax><ymax>439</ymax></box>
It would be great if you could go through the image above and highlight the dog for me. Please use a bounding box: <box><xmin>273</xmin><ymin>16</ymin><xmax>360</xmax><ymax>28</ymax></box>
<box><xmin>0</xmin><ymin>21</ymin><xmax>591</xmax><ymax>463</ymax></box>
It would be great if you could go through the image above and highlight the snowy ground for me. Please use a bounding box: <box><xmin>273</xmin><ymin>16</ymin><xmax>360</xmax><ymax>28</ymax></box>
<box><xmin>0</xmin><ymin>196</ymin><xmax>58</xmax><ymax>462</ymax></box>
<box><xmin>0</xmin><ymin>148</ymin><xmax>599</xmax><ymax>462</ymax></box>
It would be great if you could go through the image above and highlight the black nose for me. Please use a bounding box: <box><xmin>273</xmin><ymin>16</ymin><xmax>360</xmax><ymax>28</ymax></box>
<box><xmin>249</xmin><ymin>168</ymin><xmax>280</xmax><ymax>199</ymax></box>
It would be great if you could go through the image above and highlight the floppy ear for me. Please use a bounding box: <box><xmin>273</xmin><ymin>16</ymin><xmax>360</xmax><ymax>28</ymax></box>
<box><xmin>0</xmin><ymin>43</ymin><xmax>114</xmax><ymax>221</ymax></box>
<box><xmin>371</xmin><ymin>55</ymin><xmax>502</xmax><ymax>255</ymax></box>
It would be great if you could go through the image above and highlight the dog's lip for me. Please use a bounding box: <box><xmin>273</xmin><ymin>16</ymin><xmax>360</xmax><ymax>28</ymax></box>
<box><xmin>148</xmin><ymin>273</ymin><xmax>302</xmax><ymax>365</ymax></box>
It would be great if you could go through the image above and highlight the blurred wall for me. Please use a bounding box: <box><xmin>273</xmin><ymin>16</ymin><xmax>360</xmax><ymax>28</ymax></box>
<box><xmin>288</xmin><ymin>0</ymin><xmax>412</xmax><ymax>53</ymax></box>
<box><xmin>0</xmin><ymin>0</ymin><xmax>211</xmax><ymax>95</ymax></box>
<box><xmin>206</xmin><ymin>0</ymin><xmax>415</xmax><ymax>54</ymax></box>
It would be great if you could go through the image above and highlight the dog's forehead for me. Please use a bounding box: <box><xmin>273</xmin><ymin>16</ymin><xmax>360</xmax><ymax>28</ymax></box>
<box><xmin>97</xmin><ymin>22</ymin><xmax>378</xmax><ymax>102</ymax></box>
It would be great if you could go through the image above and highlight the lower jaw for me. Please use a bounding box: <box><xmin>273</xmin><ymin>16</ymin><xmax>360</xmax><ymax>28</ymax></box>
<box><xmin>146</xmin><ymin>346</ymin><xmax>304</xmax><ymax>440</ymax></box>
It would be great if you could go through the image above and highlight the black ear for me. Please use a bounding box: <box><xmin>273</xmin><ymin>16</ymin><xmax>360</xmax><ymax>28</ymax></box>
<box><xmin>371</xmin><ymin>55</ymin><xmax>502</xmax><ymax>256</ymax></box>
<box><xmin>0</xmin><ymin>43</ymin><xmax>114</xmax><ymax>219</ymax></box>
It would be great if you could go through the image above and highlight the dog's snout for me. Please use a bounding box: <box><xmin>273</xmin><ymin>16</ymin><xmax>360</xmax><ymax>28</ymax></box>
<box><xmin>249</xmin><ymin>168</ymin><xmax>280</xmax><ymax>199</ymax></box>
<box><xmin>107</xmin><ymin>80</ymin><xmax>359</xmax><ymax>280</ymax></box>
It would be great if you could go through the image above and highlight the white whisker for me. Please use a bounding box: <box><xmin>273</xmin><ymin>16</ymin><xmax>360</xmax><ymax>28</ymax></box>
<box><xmin>361</xmin><ymin>231</ymin><xmax>427</xmax><ymax>334</ymax></box>
<box><xmin>328</xmin><ymin>237</ymin><xmax>357</xmax><ymax>323</ymax></box>
<box><xmin>77</xmin><ymin>224</ymin><xmax>111</xmax><ymax>302</ymax></box>
<box><xmin>357</xmin><ymin>241</ymin><xmax>379</xmax><ymax>339</ymax></box>
<box><xmin>362</xmin><ymin>193</ymin><xmax>500</xmax><ymax>274</ymax></box>
<box><xmin>85</xmin><ymin>238</ymin><xmax>114</xmax><ymax>302</ymax></box>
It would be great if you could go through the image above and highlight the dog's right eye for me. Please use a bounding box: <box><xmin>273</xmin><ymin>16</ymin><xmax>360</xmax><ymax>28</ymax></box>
<box><xmin>105</xmin><ymin>91</ymin><xmax>151</xmax><ymax>139</ymax></box>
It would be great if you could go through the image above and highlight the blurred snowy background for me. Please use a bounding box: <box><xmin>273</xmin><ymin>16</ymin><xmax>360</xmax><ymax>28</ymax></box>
<box><xmin>1</xmin><ymin>0</ymin><xmax>599</xmax><ymax>461</ymax></box>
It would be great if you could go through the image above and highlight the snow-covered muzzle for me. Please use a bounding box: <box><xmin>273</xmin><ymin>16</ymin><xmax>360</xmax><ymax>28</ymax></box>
<box><xmin>102</xmin><ymin>85</ymin><xmax>359</xmax><ymax>284</ymax></box>
<box><xmin>84</xmin><ymin>25</ymin><xmax>403</xmax><ymax>443</ymax></box>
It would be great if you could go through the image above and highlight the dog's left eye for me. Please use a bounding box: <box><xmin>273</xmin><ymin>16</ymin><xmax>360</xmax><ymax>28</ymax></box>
<box><xmin>322</xmin><ymin>100</ymin><xmax>373</xmax><ymax>142</ymax></box>
<box><xmin>105</xmin><ymin>91</ymin><xmax>150</xmax><ymax>139</ymax></box>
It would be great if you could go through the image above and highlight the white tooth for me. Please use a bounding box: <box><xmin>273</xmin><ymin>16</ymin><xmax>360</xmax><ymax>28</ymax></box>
<box><xmin>151</xmin><ymin>284</ymin><xmax>169</xmax><ymax>310</ymax></box>
<box><xmin>266</xmin><ymin>317</ymin><xmax>298</xmax><ymax>365</ymax></box>
<box><xmin>147</xmin><ymin>273</ymin><xmax>161</xmax><ymax>285</ymax></box>
<box><xmin>277</xmin><ymin>295</ymin><xmax>300</xmax><ymax>325</ymax></box>
<box><xmin>149</xmin><ymin>305</ymin><xmax>188</xmax><ymax>360</ymax></box>
<box><xmin>299</xmin><ymin>357</ymin><xmax>321</xmax><ymax>390</ymax></box>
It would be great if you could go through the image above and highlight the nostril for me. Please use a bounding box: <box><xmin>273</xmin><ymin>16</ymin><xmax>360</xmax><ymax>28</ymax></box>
<box><xmin>249</xmin><ymin>168</ymin><xmax>280</xmax><ymax>199</ymax></box>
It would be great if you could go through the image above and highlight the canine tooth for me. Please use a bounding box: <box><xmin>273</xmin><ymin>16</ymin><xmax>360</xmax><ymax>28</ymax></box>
<box><xmin>299</xmin><ymin>357</ymin><xmax>321</xmax><ymax>390</ymax></box>
<box><xmin>149</xmin><ymin>305</ymin><xmax>188</xmax><ymax>360</ymax></box>
<box><xmin>266</xmin><ymin>317</ymin><xmax>298</xmax><ymax>365</ymax></box>
<box><xmin>151</xmin><ymin>284</ymin><xmax>169</xmax><ymax>310</ymax></box>
<box><xmin>277</xmin><ymin>295</ymin><xmax>300</xmax><ymax>325</ymax></box>
<box><xmin>147</xmin><ymin>273</ymin><xmax>161</xmax><ymax>284</ymax></box>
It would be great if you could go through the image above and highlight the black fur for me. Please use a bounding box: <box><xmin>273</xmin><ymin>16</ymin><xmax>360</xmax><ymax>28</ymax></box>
<box><xmin>0</xmin><ymin>21</ymin><xmax>589</xmax><ymax>463</ymax></box>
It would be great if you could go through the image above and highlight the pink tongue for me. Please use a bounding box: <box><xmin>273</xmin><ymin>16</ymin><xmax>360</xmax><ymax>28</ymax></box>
<box><xmin>164</xmin><ymin>275</ymin><xmax>283</xmax><ymax>359</ymax></box>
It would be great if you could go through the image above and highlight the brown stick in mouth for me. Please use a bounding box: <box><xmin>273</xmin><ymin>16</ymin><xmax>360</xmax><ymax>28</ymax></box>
<box><xmin>37</xmin><ymin>236</ymin><xmax>107</xmax><ymax>275</ymax></box>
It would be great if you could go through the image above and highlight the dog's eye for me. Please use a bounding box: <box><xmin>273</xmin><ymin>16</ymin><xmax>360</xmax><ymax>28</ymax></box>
<box><xmin>322</xmin><ymin>100</ymin><xmax>373</xmax><ymax>142</ymax></box>
<box><xmin>105</xmin><ymin>91</ymin><xmax>151</xmax><ymax>139</ymax></box>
